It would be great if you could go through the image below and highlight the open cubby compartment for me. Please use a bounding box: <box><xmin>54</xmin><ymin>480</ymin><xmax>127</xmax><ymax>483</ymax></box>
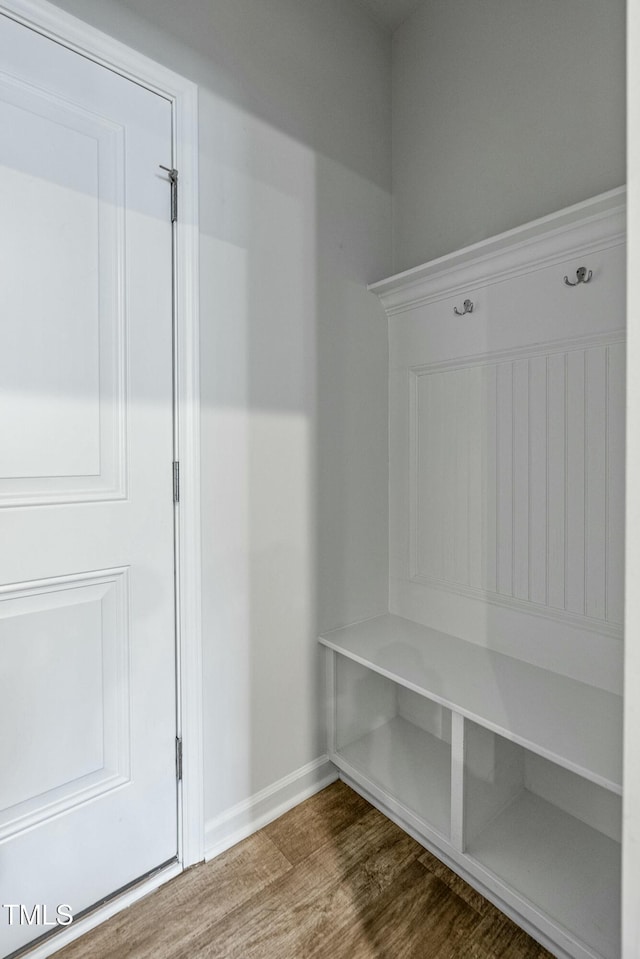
<box><xmin>463</xmin><ymin>720</ymin><xmax>621</xmax><ymax>959</ymax></box>
<box><xmin>333</xmin><ymin>654</ymin><xmax>451</xmax><ymax>840</ymax></box>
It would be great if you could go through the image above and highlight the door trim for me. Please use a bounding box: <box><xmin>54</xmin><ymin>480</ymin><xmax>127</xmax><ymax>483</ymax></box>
<box><xmin>0</xmin><ymin>0</ymin><xmax>203</xmax><ymax>921</ymax></box>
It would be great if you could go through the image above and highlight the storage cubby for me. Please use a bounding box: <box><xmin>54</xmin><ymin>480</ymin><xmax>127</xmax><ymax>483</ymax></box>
<box><xmin>322</xmin><ymin>623</ymin><xmax>623</xmax><ymax>959</ymax></box>
<box><xmin>334</xmin><ymin>656</ymin><xmax>451</xmax><ymax>839</ymax></box>
<box><xmin>464</xmin><ymin>721</ymin><xmax>621</xmax><ymax>959</ymax></box>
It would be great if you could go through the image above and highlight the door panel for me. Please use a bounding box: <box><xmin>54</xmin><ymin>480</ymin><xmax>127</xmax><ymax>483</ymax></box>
<box><xmin>0</xmin><ymin>73</ymin><xmax>126</xmax><ymax>504</ymax></box>
<box><xmin>0</xmin><ymin>12</ymin><xmax>177</xmax><ymax>956</ymax></box>
<box><xmin>0</xmin><ymin>570</ymin><xmax>131</xmax><ymax>839</ymax></box>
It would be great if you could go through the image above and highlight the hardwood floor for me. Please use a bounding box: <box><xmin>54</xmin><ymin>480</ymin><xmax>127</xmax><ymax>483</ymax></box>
<box><xmin>52</xmin><ymin>782</ymin><xmax>553</xmax><ymax>959</ymax></box>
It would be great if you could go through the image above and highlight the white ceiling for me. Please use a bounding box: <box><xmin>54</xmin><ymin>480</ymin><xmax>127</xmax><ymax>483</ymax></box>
<box><xmin>354</xmin><ymin>0</ymin><xmax>424</xmax><ymax>32</ymax></box>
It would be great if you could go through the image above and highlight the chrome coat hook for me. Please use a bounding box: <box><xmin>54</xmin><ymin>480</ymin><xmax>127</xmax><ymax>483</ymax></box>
<box><xmin>564</xmin><ymin>266</ymin><xmax>592</xmax><ymax>286</ymax></box>
<box><xmin>454</xmin><ymin>299</ymin><xmax>474</xmax><ymax>316</ymax></box>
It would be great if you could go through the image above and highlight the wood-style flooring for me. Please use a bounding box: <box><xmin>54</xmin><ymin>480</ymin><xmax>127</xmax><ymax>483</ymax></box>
<box><xmin>52</xmin><ymin>782</ymin><xmax>553</xmax><ymax>959</ymax></box>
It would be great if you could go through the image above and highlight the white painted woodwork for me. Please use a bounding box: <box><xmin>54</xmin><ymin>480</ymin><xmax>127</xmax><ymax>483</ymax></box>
<box><xmin>411</xmin><ymin>338</ymin><xmax>624</xmax><ymax>626</ymax></box>
<box><xmin>320</xmin><ymin>613</ymin><xmax>623</xmax><ymax>792</ymax></box>
<box><xmin>0</xmin><ymin>12</ymin><xmax>177</xmax><ymax>956</ymax></box>
<box><xmin>321</xmin><ymin>191</ymin><xmax>627</xmax><ymax>959</ymax></box>
<box><xmin>383</xmin><ymin>189</ymin><xmax>626</xmax><ymax>693</ymax></box>
<box><xmin>373</xmin><ymin>188</ymin><xmax>625</xmax><ymax>310</ymax></box>
<box><xmin>323</xmin><ymin>631</ymin><xmax>623</xmax><ymax>959</ymax></box>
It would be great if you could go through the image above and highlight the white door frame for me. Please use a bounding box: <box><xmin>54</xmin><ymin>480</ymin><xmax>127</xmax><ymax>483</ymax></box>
<box><xmin>0</xmin><ymin>0</ymin><xmax>203</xmax><ymax>952</ymax></box>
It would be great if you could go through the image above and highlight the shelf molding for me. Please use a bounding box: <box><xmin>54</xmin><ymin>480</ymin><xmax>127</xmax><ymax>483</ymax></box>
<box><xmin>369</xmin><ymin>187</ymin><xmax>626</xmax><ymax>317</ymax></box>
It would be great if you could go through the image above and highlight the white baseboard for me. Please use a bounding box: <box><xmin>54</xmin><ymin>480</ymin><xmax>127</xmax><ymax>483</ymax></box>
<box><xmin>204</xmin><ymin>756</ymin><xmax>338</xmax><ymax>861</ymax></box>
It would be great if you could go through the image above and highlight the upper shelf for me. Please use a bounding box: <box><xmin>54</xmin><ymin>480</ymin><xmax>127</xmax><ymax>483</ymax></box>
<box><xmin>368</xmin><ymin>187</ymin><xmax>626</xmax><ymax>317</ymax></box>
<box><xmin>320</xmin><ymin>613</ymin><xmax>622</xmax><ymax>793</ymax></box>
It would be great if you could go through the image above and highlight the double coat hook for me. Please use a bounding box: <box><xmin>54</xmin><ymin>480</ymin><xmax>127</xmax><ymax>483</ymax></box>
<box><xmin>564</xmin><ymin>266</ymin><xmax>593</xmax><ymax>286</ymax></box>
<box><xmin>454</xmin><ymin>299</ymin><xmax>474</xmax><ymax>316</ymax></box>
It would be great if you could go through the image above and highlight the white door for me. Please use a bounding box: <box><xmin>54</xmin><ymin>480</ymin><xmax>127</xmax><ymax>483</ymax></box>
<box><xmin>0</xmin><ymin>12</ymin><xmax>177</xmax><ymax>956</ymax></box>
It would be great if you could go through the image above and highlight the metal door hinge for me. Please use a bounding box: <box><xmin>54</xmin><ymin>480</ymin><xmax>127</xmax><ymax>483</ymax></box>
<box><xmin>173</xmin><ymin>461</ymin><xmax>180</xmax><ymax>503</ymax></box>
<box><xmin>175</xmin><ymin>737</ymin><xmax>183</xmax><ymax>781</ymax></box>
<box><xmin>159</xmin><ymin>165</ymin><xmax>178</xmax><ymax>222</ymax></box>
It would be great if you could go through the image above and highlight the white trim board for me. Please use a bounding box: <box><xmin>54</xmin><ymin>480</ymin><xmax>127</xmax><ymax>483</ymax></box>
<box><xmin>205</xmin><ymin>757</ymin><xmax>338</xmax><ymax>861</ymax></box>
<box><xmin>371</xmin><ymin>187</ymin><xmax>626</xmax><ymax>316</ymax></box>
<box><xmin>0</xmin><ymin>0</ymin><xmax>203</xmax><ymax>949</ymax></box>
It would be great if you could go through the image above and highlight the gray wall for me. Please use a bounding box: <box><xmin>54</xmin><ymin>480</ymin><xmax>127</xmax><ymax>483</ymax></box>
<box><xmin>48</xmin><ymin>0</ymin><xmax>391</xmax><ymax>833</ymax></box>
<box><xmin>392</xmin><ymin>0</ymin><xmax>626</xmax><ymax>271</ymax></box>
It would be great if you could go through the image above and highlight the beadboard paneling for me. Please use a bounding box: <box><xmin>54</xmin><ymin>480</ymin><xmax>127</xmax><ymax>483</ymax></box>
<box><xmin>410</xmin><ymin>336</ymin><xmax>625</xmax><ymax>632</ymax></box>
<box><xmin>383</xmin><ymin>192</ymin><xmax>626</xmax><ymax>690</ymax></box>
